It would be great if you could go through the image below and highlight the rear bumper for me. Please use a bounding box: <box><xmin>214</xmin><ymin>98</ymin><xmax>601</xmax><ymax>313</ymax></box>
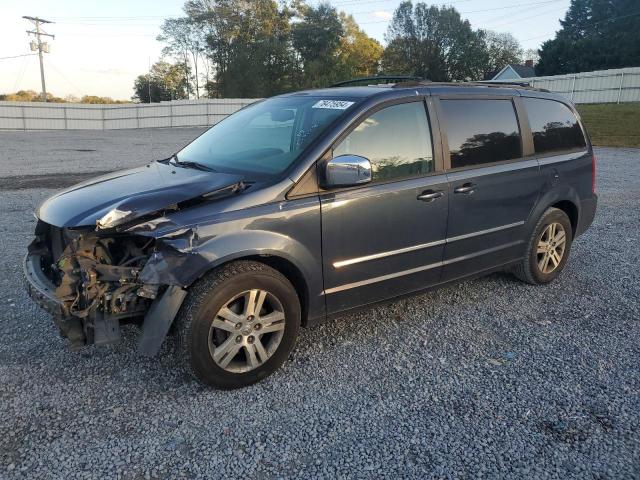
<box><xmin>576</xmin><ymin>193</ymin><xmax>598</xmax><ymax>237</ymax></box>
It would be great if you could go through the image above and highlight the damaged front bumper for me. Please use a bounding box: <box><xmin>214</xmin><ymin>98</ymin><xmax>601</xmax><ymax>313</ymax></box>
<box><xmin>24</xmin><ymin>223</ymin><xmax>189</xmax><ymax>356</ymax></box>
<box><xmin>24</xmin><ymin>252</ymin><xmax>64</xmax><ymax>319</ymax></box>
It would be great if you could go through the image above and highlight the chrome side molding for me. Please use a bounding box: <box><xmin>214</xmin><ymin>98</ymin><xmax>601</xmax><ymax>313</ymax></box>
<box><xmin>325</xmin><ymin>240</ymin><xmax>523</xmax><ymax>295</ymax></box>
<box><xmin>332</xmin><ymin>221</ymin><xmax>524</xmax><ymax>268</ymax></box>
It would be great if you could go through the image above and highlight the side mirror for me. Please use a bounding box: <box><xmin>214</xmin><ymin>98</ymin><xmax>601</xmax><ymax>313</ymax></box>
<box><xmin>323</xmin><ymin>155</ymin><xmax>372</xmax><ymax>188</ymax></box>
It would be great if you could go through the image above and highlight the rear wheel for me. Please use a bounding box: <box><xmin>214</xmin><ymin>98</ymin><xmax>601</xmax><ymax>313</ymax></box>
<box><xmin>173</xmin><ymin>261</ymin><xmax>301</xmax><ymax>389</ymax></box>
<box><xmin>514</xmin><ymin>207</ymin><xmax>573</xmax><ymax>285</ymax></box>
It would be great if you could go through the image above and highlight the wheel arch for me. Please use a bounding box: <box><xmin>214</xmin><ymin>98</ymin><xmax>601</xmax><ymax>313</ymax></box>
<box><xmin>218</xmin><ymin>254</ymin><xmax>311</xmax><ymax>327</ymax></box>
<box><xmin>549</xmin><ymin>200</ymin><xmax>578</xmax><ymax>238</ymax></box>
<box><xmin>528</xmin><ymin>186</ymin><xmax>581</xmax><ymax>238</ymax></box>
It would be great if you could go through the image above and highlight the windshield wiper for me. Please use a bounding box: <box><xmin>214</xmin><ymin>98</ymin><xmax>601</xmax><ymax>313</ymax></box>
<box><xmin>165</xmin><ymin>154</ymin><xmax>216</xmax><ymax>172</ymax></box>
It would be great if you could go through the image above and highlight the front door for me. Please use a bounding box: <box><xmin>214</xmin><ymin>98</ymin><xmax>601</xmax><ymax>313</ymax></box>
<box><xmin>320</xmin><ymin>99</ymin><xmax>449</xmax><ymax>314</ymax></box>
<box><xmin>436</xmin><ymin>97</ymin><xmax>544</xmax><ymax>281</ymax></box>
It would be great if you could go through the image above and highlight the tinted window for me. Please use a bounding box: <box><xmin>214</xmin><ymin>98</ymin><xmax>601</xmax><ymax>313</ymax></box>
<box><xmin>440</xmin><ymin>99</ymin><xmax>521</xmax><ymax>169</ymax></box>
<box><xmin>333</xmin><ymin>102</ymin><xmax>434</xmax><ymax>182</ymax></box>
<box><xmin>523</xmin><ymin>98</ymin><xmax>586</xmax><ymax>154</ymax></box>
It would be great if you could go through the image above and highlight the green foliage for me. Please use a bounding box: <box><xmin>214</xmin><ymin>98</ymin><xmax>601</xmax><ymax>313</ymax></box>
<box><xmin>184</xmin><ymin>0</ymin><xmax>294</xmax><ymax>98</ymax></box>
<box><xmin>149</xmin><ymin>0</ymin><xmax>383</xmax><ymax>98</ymax></box>
<box><xmin>381</xmin><ymin>1</ymin><xmax>512</xmax><ymax>82</ymax></box>
<box><xmin>133</xmin><ymin>61</ymin><xmax>190</xmax><ymax>103</ymax></box>
<box><xmin>0</xmin><ymin>90</ymin><xmax>128</xmax><ymax>103</ymax></box>
<box><xmin>158</xmin><ymin>16</ymin><xmax>207</xmax><ymax>98</ymax></box>
<box><xmin>537</xmin><ymin>0</ymin><xmax>640</xmax><ymax>75</ymax></box>
<box><xmin>144</xmin><ymin>0</ymin><xmax>521</xmax><ymax>97</ymax></box>
<box><xmin>292</xmin><ymin>3</ymin><xmax>344</xmax><ymax>88</ymax></box>
<box><xmin>79</xmin><ymin>95</ymin><xmax>128</xmax><ymax>104</ymax></box>
<box><xmin>336</xmin><ymin>13</ymin><xmax>384</xmax><ymax>80</ymax></box>
<box><xmin>483</xmin><ymin>31</ymin><xmax>523</xmax><ymax>76</ymax></box>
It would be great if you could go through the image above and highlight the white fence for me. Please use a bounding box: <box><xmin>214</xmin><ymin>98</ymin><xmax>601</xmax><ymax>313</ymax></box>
<box><xmin>0</xmin><ymin>98</ymin><xmax>257</xmax><ymax>131</ymax></box>
<box><xmin>517</xmin><ymin>67</ymin><xmax>640</xmax><ymax>104</ymax></box>
<box><xmin>2</xmin><ymin>67</ymin><xmax>639</xmax><ymax>130</ymax></box>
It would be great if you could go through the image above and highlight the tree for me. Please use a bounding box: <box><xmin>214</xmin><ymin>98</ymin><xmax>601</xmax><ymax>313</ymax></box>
<box><xmin>132</xmin><ymin>61</ymin><xmax>190</xmax><ymax>103</ymax></box>
<box><xmin>80</xmin><ymin>95</ymin><xmax>128</xmax><ymax>104</ymax></box>
<box><xmin>157</xmin><ymin>17</ymin><xmax>207</xmax><ymax>98</ymax></box>
<box><xmin>292</xmin><ymin>3</ymin><xmax>344</xmax><ymax>87</ymax></box>
<box><xmin>522</xmin><ymin>48</ymin><xmax>540</xmax><ymax>66</ymax></box>
<box><xmin>381</xmin><ymin>1</ymin><xmax>488</xmax><ymax>81</ymax></box>
<box><xmin>335</xmin><ymin>13</ymin><xmax>384</xmax><ymax>80</ymax></box>
<box><xmin>537</xmin><ymin>0</ymin><xmax>640</xmax><ymax>75</ymax></box>
<box><xmin>482</xmin><ymin>31</ymin><xmax>523</xmax><ymax>77</ymax></box>
<box><xmin>0</xmin><ymin>90</ymin><xmax>66</xmax><ymax>102</ymax></box>
<box><xmin>184</xmin><ymin>0</ymin><xmax>295</xmax><ymax>98</ymax></box>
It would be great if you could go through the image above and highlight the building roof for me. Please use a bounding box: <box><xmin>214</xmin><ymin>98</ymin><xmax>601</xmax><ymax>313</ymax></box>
<box><xmin>510</xmin><ymin>64</ymin><xmax>536</xmax><ymax>78</ymax></box>
<box><xmin>488</xmin><ymin>64</ymin><xmax>536</xmax><ymax>80</ymax></box>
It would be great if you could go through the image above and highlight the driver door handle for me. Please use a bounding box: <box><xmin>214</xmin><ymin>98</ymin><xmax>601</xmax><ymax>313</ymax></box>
<box><xmin>417</xmin><ymin>190</ymin><xmax>444</xmax><ymax>202</ymax></box>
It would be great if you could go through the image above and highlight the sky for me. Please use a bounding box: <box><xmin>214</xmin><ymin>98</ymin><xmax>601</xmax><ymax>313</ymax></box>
<box><xmin>0</xmin><ymin>0</ymin><xmax>572</xmax><ymax>100</ymax></box>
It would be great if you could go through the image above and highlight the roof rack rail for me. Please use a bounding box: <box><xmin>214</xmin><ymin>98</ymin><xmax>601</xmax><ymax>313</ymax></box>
<box><xmin>330</xmin><ymin>76</ymin><xmax>423</xmax><ymax>87</ymax></box>
<box><xmin>391</xmin><ymin>80</ymin><xmax>549</xmax><ymax>93</ymax></box>
<box><xmin>470</xmin><ymin>81</ymin><xmax>550</xmax><ymax>92</ymax></box>
<box><xmin>473</xmin><ymin>80</ymin><xmax>532</xmax><ymax>87</ymax></box>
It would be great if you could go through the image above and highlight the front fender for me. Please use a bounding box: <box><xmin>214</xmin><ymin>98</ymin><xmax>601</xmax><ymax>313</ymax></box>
<box><xmin>139</xmin><ymin>229</ymin><xmax>318</xmax><ymax>288</ymax></box>
<box><xmin>135</xmin><ymin>196</ymin><xmax>325</xmax><ymax>322</ymax></box>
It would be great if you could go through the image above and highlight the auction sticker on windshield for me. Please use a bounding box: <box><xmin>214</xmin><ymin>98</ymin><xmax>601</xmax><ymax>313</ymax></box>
<box><xmin>312</xmin><ymin>100</ymin><xmax>355</xmax><ymax>110</ymax></box>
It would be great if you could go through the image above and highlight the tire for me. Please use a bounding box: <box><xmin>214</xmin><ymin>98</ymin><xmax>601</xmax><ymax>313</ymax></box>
<box><xmin>513</xmin><ymin>207</ymin><xmax>573</xmax><ymax>285</ymax></box>
<box><xmin>173</xmin><ymin>260</ymin><xmax>301</xmax><ymax>389</ymax></box>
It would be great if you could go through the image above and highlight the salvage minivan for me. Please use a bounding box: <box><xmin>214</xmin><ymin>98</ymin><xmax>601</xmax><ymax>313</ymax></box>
<box><xmin>25</xmin><ymin>82</ymin><xmax>597</xmax><ymax>389</ymax></box>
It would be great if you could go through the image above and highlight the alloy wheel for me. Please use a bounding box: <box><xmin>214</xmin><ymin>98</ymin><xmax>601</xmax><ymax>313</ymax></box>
<box><xmin>208</xmin><ymin>289</ymin><xmax>286</xmax><ymax>373</ymax></box>
<box><xmin>536</xmin><ymin>222</ymin><xmax>567</xmax><ymax>274</ymax></box>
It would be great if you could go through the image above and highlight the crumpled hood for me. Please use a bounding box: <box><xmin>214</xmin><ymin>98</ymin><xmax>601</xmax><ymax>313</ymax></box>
<box><xmin>37</xmin><ymin>161</ymin><xmax>244</xmax><ymax>228</ymax></box>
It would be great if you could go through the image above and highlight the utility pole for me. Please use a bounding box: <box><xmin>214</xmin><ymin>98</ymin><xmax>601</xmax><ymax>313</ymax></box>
<box><xmin>23</xmin><ymin>16</ymin><xmax>54</xmax><ymax>102</ymax></box>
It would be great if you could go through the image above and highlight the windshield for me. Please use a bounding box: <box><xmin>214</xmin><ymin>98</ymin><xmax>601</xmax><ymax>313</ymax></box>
<box><xmin>175</xmin><ymin>96</ymin><xmax>358</xmax><ymax>177</ymax></box>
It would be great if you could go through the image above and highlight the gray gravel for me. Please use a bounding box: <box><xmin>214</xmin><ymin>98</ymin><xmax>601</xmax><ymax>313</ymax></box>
<box><xmin>0</xmin><ymin>130</ymin><xmax>639</xmax><ymax>479</ymax></box>
<box><xmin>0</xmin><ymin>128</ymin><xmax>206</xmax><ymax>178</ymax></box>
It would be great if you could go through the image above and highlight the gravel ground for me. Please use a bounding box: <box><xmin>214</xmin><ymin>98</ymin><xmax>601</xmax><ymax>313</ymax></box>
<box><xmin>0</xmin><ymin>128</ymin><xmax>206</xmax><ymax>178</ymax></box>
<box><xmin>0</xmin><ymin>130</ymin><xmax>639</xmax><ymax>479</ymax></box>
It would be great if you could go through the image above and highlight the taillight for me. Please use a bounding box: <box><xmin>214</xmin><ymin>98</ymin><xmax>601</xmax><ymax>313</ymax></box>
<box><xmin>591</xmin><ymin>153</ymin><xmax>597</xmax><ymax>193</ymax></box>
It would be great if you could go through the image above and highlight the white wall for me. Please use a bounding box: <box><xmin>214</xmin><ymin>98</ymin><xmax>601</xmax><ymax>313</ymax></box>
<box><xmin>2</xmin><ymin>68</ymin><xmax>639</xmax><ymax>131</ymax></box>
<box><xmin>0</xmin><ymin>98</ymin><xmax>258</xmax><ymax>131</ymax></box>
<box><xmin>512</xmin><ymin>67</ymin><xmax>640</xmax><ymax>104</ymax></box>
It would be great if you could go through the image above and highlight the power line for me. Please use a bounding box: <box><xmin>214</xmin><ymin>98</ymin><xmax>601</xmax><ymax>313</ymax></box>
<box><xmin>0</xmin><ymin>53</ymin><xmax>39</xmax><ymax>60</ymax></box>
<box><xmin>521</xmin><ymin>10</ymin><xmax>640</xmax><ymax>41</ymax></box>
<box><xmin>349</xmin><ymin>0</ymin><xmax>563</xmax><ymax>17</ymax></box>
<box><xmin>487</xmin><ymin>5</ymin><xmax>568</xmax><ymax>28</ymax></box>
<box><xmin>46</xmin><ymin>58</ymin><xmax>83</xmax><ymax>96</ymax></box>
<box><xmin>13</xmin><ymin>55</ymin><xmax>30</xmax><ymax>91</ymax></box>
<box><xmin>354</xmin><ymin>0</ymin><xmax>569</xmax><ymax>25</ymax></box>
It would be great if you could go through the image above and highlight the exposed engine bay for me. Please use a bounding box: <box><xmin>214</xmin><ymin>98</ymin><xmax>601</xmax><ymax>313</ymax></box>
<box><xmin>24</xmin><ymin>162</ymin><xmax>254</xmax><ymax>355</ymax></box>
<box><xmin>28</xmin><ymin>222</ymin><xmax>162</xmax><ymax>351</ymax></box>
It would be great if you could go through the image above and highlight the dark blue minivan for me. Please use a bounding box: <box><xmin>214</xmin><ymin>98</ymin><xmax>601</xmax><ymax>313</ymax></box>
<box><xmin>25</xmin><ymin>82</ymin><xmax>597</xmax><ymax>388</ymax></box>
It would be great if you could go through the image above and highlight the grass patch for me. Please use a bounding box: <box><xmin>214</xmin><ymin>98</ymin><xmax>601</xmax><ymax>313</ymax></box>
<box><xmin>577</xmin><ymin>103</ymin><xmax>640</xmax><ymax>148</ymax></box>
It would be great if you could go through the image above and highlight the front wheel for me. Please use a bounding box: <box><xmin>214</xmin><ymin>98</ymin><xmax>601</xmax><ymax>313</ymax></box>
<box><xmin>173</xmin><ymin>261</ymin><xmax>301</xmax><ymax>389</ymax></box>
<box><xmin>513</xmin><ymin>207</ymin><xmax>573</xmax><ymax>285</ymax></box>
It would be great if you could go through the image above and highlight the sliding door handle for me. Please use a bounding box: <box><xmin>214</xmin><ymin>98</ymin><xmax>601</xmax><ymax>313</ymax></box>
<box><xmin>417</xmin><ymin>190</ymin><xmax>444</xmax><ymax>202</ymax></box>
<box><xmin>454</xmin><ymin>183</ymin><xmax>475</xmax><ymax>194</ymax></box>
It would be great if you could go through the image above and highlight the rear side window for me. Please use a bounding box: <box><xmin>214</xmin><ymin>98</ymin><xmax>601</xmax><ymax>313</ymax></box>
<box><xmin>440</xmin><ymin>99</ymin><xmax>521</xmax><ymax>169</ymax></box>
<box><xmin>523</xmin><ymin>98</ymin><xmax>586</xmax><ymax>155</ymax></box>
<box><xmin>333</xmin><ymin>101</ymin><xmax>434</xmax><ymax>182</ymax></box>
